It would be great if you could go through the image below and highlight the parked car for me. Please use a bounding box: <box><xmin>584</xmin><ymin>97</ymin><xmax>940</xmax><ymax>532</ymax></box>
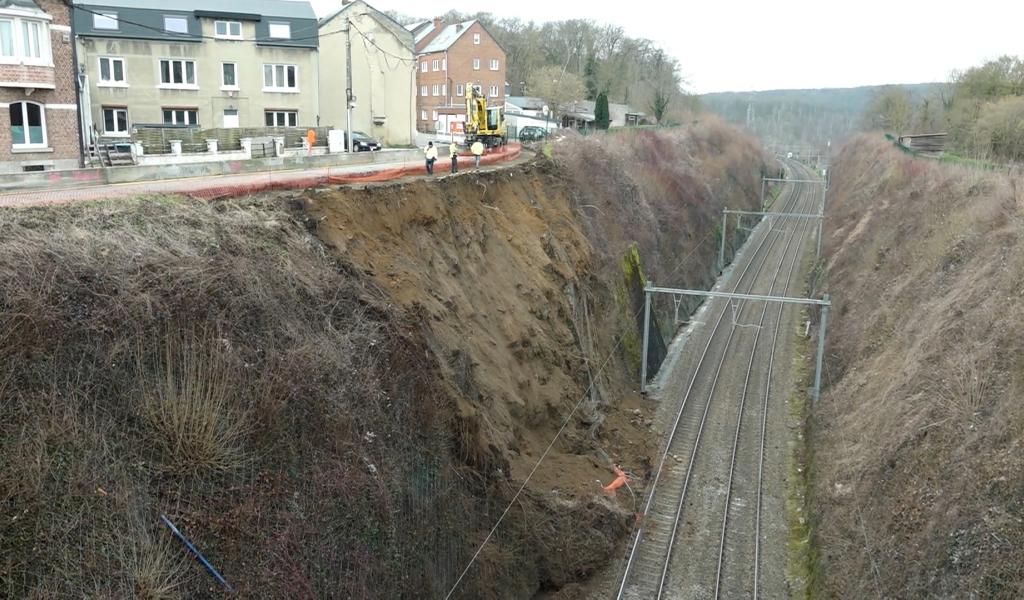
<box><xmin>518</xmin><ymin>126</ymin><xmax>548</xmax><ymax>142</ymax></box>
<box><xmin>348</xmin><ymin>131</ymin><xmax>382</xmax><ymax>151</ymax></box>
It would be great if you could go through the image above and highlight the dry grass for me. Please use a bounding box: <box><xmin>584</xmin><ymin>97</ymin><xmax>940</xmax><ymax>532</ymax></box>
<box><xmin>813</xmin><ymin>134</ymin><xmax>1024</xmax><ymax>598</ymax></box>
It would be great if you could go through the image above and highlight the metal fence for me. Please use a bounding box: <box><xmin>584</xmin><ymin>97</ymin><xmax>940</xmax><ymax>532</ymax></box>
<box><xmin>132</xmin><ymin>126</ymin><xmax>333</xmax><ymax>155</ymax></box>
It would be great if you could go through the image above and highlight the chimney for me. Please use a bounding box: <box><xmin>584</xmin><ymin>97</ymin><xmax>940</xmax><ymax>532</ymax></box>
<box><xmin>433</xmin><ymin>17</ymin><xmax>443</xmax><ymax>30</ymax></box>
<box><xmin>456</xmin><ymin>22</ymin><xmax>463</xmax><ymax>31</ymax></box>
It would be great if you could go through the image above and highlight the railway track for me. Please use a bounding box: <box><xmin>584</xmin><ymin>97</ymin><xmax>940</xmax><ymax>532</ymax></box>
<box><xmin>616</xmin><ymin>162</ymin><xmax>821</xmax><ymax>599</ymax></box>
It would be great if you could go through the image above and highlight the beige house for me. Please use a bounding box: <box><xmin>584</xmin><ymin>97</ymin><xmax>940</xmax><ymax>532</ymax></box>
<box><xmin>315</xmin><ymin>0</ymin><xmax>414</xmax><ymax>146</ymax></box>
<box><xmin>72</xmin><ymin>0</ymin><xmax>320</xmax><ymax>138</ymax></box>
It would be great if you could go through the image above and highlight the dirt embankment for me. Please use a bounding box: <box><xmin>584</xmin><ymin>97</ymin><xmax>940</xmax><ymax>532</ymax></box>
<box><xmin>814</xmin><ymin>135</ymin><xmax>1024</xmax><ymax>598</ymax></box>
<box><xmin>0</xmin><ymin>122</ymin><xmax>767</xmax><ymax>598</ymax></box>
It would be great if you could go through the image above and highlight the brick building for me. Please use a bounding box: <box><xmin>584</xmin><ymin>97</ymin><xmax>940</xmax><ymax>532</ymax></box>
<box><xmin>0</xmin><ymin>0</ymin><xmax>81</xmax><ymax>173</ymax></box>
<box><xmin>407</xmin><ymin>18</ymin><xmax>505</xmax><ymax>134</ymax></box>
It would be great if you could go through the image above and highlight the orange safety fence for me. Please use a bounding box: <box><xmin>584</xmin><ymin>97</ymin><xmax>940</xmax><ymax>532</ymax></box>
<box><xmin>0</xmin><ymin>144</ymin><xmax>523</xmax><ymax>208</ymax></box>
<box><xmin>602</xmin><ymin>465</ymin><xmax>629</xmax><ymax>497</ymax></box>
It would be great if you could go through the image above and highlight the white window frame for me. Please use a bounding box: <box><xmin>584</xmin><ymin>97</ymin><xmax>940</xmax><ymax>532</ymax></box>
<box><xmin>161</xmin><ymin>108</ymin><xmax>198</xmax><ymax>126</ymax></box>
<box><xmin>432</xmin><ymin>110</ymin><xmax>438</xmax><ymax>120</ymax></box>
<box><xmin>489</xmin><ymin>85</ymin><xmax>498</xmax><ymax>98</ymax></box>
<box><xmin>432</xmin><ymin>84</ymin><xmax>439</xmax><ymax>96</ymax></box>
<box><xmin>9</xmin><ymin>101</ymin><xmax>46</xmax><ymax>149</ymax></box>
<box><xmin>262</xmin><ymin>63</ymin><xmax>298</xmax><ymax>92</ymax></box>
<box><xmin>420</xmin><ymin>85</ymin><xmax>427</xmax><ymax>97</ymax></box>
<box><xmin>158</xmin><ymin>58</ymin><xmax>197</xmax><ymax>89</ymax></box>
<box><xmin>442</xmin><ymin>58</ymin><xmax>446</xmax><ymax>70</ymax></box>
<box><xmin>431</xmin><ymin>59</ymin><xmax>439</xmax><ymax>71</ymax></box>
<box><xmin>220</xmin><ymin>62</ymin><xmax>238</xmax><ymax>90</ymax></box>
<box><xmin>101</xmin><ymin>106</ymin><xmax>129</xmax><ymax>136</ymax></box>
<box><xmin>490</xmin><ymin>58</ymin><xmax>499</xmax><ymax>71</ymax></box>
<box><xmin>265</xmin><ymin>110</ymin><xmax>297</xmax><ymax>127</ymax></box>
<box><xmin>214</xmin><ymin>20</ymin><xmax>242</xmax><ymax>40</ymax></box>
<box><xmin>267</xmin><ymin>22</ymin><xmax>290</xmax><ymax>39</ymax></box>
<box><xmin>0</xmin><ymin>16</ymin><xmax>52</xmax><ymax>66</ymax></box>
<box><xmin>473</xmin><ymin>33</ymin><xmax>480</xmax><ymax>44</ymax></box>
<box><xmin>98</xmin><ymin>56</ymin><xmax>126</xmax><ymax>87</ymax></box>
<box><xmin>163</xmin><ymin>15</ymin><xmax>188</xmax><ymax>34</ymax></box>
<box><xmin>455</xmin><ymin>83</ymin><xmax>464</xmax><ymax>97</ymax></box>
<box><xmin>93</xmin><ymin>12</ymin><xmax>118</xmax><ymax>30</ymax></box>
<box><xmin>420</xmin><ymin>61</ymin><xmax>427</xmax><ymax>72</ymax></box>
<box><xmin>472</xmin><ymin>58</ymin><xmax>480</xmax><ymax>71</ymax></box>
<box><xmin>421</xmin><ymin>110</ymin><xmax>427</xmax><ymax>120</ymax></box>
<box><xmin>441</xmin><ymin>84</ymin><xmax>446</xmax><ymax>97</ymax></box>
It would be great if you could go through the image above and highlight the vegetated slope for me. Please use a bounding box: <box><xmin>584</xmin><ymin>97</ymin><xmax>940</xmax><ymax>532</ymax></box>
<box><xmin>815</xmin><ymin>135</ymin><xmax>1024</xmax><ymax>598</ymax></box>
<box><xmin>0</xmin><ymin>122</ymin><xmax>767</xmax><ymax>598</ymax></box>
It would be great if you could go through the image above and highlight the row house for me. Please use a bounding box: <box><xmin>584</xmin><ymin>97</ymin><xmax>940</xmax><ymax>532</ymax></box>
<box><xmin>0</xmin><ymin>0</ymin><xmax>81</xmax><ymax>173</ymax></box>
<box><xmin>72</xmin><ymin>0</ymin><xmax>320</xmax><ymax>140</ymax></box>
<box><xmin>408</xmin><ymin>18</ymin><xmax>505</xmax><ymax>134</ymax></box>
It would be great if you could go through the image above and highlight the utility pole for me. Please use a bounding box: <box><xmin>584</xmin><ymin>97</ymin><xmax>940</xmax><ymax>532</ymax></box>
<box><xmin>345</xmin><ymin>17</ymin><xmax>354</xmax><ymax>153</ymax></box>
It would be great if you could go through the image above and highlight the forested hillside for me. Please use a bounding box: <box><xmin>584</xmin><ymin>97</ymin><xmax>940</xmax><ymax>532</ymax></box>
<box><xmin>701</xmin><ymin>84</ymin><xmax>939</xmax><ymax>148</ymax></box>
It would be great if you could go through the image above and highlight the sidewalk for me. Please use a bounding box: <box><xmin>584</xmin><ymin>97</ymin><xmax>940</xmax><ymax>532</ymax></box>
<box><xmin>0</xmin><ymin>144</ymin><xmax>523</xmax><ymax>208</ymax></box>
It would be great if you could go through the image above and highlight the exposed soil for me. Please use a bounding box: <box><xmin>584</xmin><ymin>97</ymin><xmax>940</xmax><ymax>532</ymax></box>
<box><xmin>813</xmin><ymin>135</ymin><xmax>1024</xmax><ymax>598</ymax></box>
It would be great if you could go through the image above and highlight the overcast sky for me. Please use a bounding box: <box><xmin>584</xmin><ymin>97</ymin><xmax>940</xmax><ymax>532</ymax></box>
<box><xmin>365</xmin><ymin>0</ymin><xmax>1024</xmax><ymax>94</ymax></box>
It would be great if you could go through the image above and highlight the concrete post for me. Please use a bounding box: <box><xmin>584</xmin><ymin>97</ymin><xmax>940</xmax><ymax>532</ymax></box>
<box><xmin>816</xmin><ymin>210</ymin><xmax>823</xmax><ymax>261</ymax></box>
<box><xmin>240</xmin><ymin>138</ymin><xmax>252</xmax><ymax>159</ymax></box>
<box><xmin>131</xmin><ymin>141</ymin><xmax>144</xmax><ymax>157</ymax></box>
<box><xmin>169</xmin><ymin>140</ymin><xmax>182</xmax><ymax>156</ymax></box>
<box><xmin>640</xmin><ymin>282</ymin><xmax>653</xmax><ymax>394</ymax></box>
<box><xmin>206</xmin><ymin>139</ymin><xmax>218</xmax><ymax>154</ymax></box>
<box><xmin>719</xmin><ymin>207</ymin><xmax>728</xmax><ymax>272</ymax></box>
<box><xmin>272</xmin><ymin>136</ymin><xmax>285</xmax><ymax>157</ymax></box>
<box><xmin>760</xmin><ymin>178</ymin><xmax>766</xmax><ymax>209</ymax></box>
<box><xmin>813</xmin><ymin>293</ymin><xmax>830</xmax><ymax>404</ymax></box>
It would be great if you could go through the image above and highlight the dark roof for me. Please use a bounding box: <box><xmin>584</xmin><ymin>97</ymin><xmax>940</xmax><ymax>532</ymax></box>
<box><xmin>0</xmin><ymin>0</ymin><xmax>44</xmax><ymax>11</ymax></box>
<box><xmin>72</xmin><ymin>0</ymin><xmax>318</xmax><ymax>48</ymax></box>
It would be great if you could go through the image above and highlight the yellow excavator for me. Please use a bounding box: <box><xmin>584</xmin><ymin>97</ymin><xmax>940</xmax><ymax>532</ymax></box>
<box><xmin>464</xmin><ymin>82</ymin><xmax>506</xmax><ymax>147</ymax></box>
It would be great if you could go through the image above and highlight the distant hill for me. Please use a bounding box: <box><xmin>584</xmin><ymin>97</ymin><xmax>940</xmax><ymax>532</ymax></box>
<box><xmin>701</xmin><ymin>83</ymin><xmax>942</xmax><ymax>149</ymax></box>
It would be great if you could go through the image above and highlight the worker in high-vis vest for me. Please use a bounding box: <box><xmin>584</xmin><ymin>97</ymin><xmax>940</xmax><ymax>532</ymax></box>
<box><xmin>471</xmin><ymin>140</ymin><xmax>484</xmax><ymax>168</ymax></box>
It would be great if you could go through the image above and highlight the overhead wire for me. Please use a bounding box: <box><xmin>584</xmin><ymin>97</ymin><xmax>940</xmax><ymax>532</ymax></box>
<box><xmin>444</xmin><ymin>224</ymin><xmax>718</xmax><ymax>598</ymax></box>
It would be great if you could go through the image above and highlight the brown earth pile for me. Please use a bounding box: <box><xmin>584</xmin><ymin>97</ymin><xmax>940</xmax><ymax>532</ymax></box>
<box><xmin>815</xmin><ymin>135</ymin><xmax>1024</xmax><ymax>598</ymax></box>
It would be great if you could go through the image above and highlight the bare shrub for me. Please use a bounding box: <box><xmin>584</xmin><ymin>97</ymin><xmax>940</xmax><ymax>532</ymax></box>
<box><xmin>935</xmin><ymin>343</ymin><xmax>992</xmax><ymax>433</ymax></box>
<box><xmin>138</xmin><ymin>331</ymin><xmax>250</xmax><ymax>476</ymax></box>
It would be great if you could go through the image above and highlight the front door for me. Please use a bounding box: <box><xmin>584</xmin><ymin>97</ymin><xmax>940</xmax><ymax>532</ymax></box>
<box><xmin>222</xmin><ymin>109</ymin><xmax>239</xmax><ymax>128</ymax></box>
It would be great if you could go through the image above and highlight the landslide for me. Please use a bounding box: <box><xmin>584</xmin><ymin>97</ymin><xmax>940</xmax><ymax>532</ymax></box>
<box><xmin>815</xmin><ymin>136</ymin><xmax>1024</xmax><ymax>598</ymax></box>
<box><xmin>0</xmin><ymin>121</ymin><xmax>768</xmax><ymax>598</ymax></box>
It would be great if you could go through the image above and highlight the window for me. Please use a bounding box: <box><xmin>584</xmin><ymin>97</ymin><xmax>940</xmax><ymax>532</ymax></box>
<box><xmin>162</xmin><ymin>108</ymin><xmax>198</xmax><ymax>125</ymax></box>
<box><xmin>432</xmin><ymin>110</ymin><xmax>437</xmax><ymax>120</ymax></box>
<box><xmin>10</xmin><ymin>102</ymin><xmax>44</xmax><ymax>148</ymax></box>
<box><xmin>431</xmin><ymin>59</ymin><xmax>439</xmax><ymax>71</ymax></box>
<box><xmin>455</xmin><ymin>83</ymin><xmax>464</xmax><ymax>97</ymax></box>
<box><xmin>441</xmin><ymin>84</ymin><xmax>446</xmax><ymax>96</ymax></box>
<box><xmin>263</xmin><ymin>64</ymin><xmax>297</xmax><ymax>91</ymax></box>
<box><xmin>98</xmin><ymin>57</ymin><xmax>126</xmax><ymax>85</ymax></box>
<box><xmin>214</xmin><ymin>20</ymin><xmax>242</xmax><ymax>39</ymax></box>
<box><xmin>268</xmin><ymin>22</ymin><xmax>290</xmax><ymax>39</ymax></box>
<box><xmin>472</xmin><ymin>58</ymin><xmax>480</xmax><ymax>70</ymax></box>
<box><xmin>473</xmin><ymin>33</ymin><xmax>480</xmax><ymax>44</ymax></box>
<box><xmin>421</xmin><ymin>110</ymin><xmax>427</xmax><ymax>120</ymax></box>
<box><xmin>159</xmin><ymin>59</ymin><xmax>196</xmax><ymax>87</ymax></box>
<box><xmin>0</xmin><ymin>17</ymin><xmax>50</xmax><ymax>64</ymax></box>
<box><xmin>442</xmin><ymin>58</ymin><xmax>446</xmax><ymax>70</ymax></box>
<box><xmin>489</xmin><ymin>85</ymin><xmax>498</xmax><ymax>98</ymax></box>
<box><xmin>420</xmin><ymin>61</ymin><xmax>427</xmax><ymax>72</ymax></box>
<box><xmin>431</xmin><ymin>84</ymin><xmax>439</xmax><ymax>96</ymax></box>
<box><xmin>490</xmin><ymin>59</ymin><xmax>499</xmax><ymax>71</ymax></box>
<box><xmin>265</xmin><ymin>110</ymin><xmax>297</xmax><ymax>127</ymax></box>
<box><xmin>93</xmin><ymin>13</ymin><xmax>118</xmax><ymax>30</ymax></box>
<box><xmin>102</xmin><ymin>107</ymin><xmax>129</xmax><ymax>135</ymax></box>
<box><xmin>163</xmin><ymin>16</ymin><xmax>188</xmax><ymax>34</ymax></box>
<box><xmin>221</xmin><ymin>62</ymin><xmax>237</xmax><ymax>88</ymax></box>
<box><xmin>420</xmin><ymin>85</ymin><xmax>427</xmax><ymax>97</ymax></box>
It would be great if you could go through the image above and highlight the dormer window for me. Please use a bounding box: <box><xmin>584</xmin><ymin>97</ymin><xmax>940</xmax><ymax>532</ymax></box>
<box><xmin>268</xmin><ymin>22</ymin><xmax>290</xmax><ymax>39</ymax></box>
<box><xmin>93</xmin><ymin>13</ymin><xmax>118</xmax><ymax>30</ymax></box>
<box><xmin>163</xmin><ymin>16</ymin><xmax>188</xmax><ymax>34</ymax></box>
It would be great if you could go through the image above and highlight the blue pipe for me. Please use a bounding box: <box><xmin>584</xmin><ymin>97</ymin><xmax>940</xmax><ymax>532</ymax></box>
<box><xmin>160</xmin><ymin>514</ymin><xmax>235</xmax><ymax>593</ymax></box>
